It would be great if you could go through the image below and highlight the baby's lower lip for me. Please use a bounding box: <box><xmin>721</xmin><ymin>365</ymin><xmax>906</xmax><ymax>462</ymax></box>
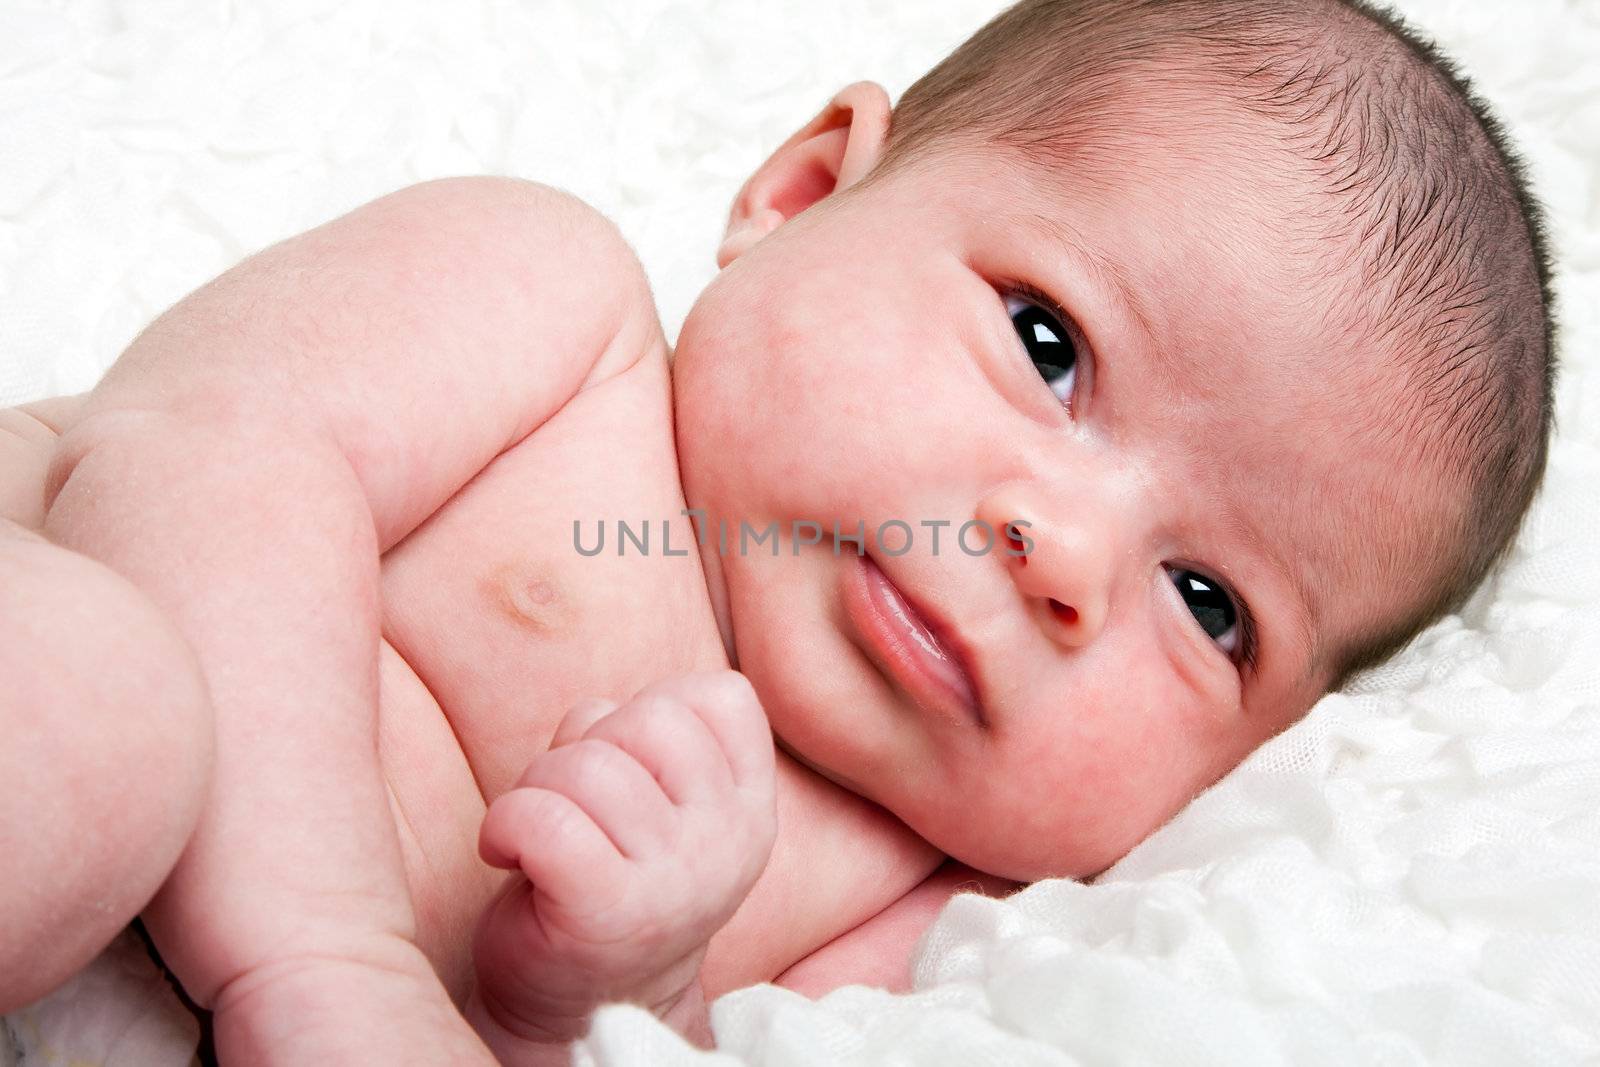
<box><xmin>843</xmin><ymin>553</ymin><xmax>982</xmax><ymax>728</ymax></box>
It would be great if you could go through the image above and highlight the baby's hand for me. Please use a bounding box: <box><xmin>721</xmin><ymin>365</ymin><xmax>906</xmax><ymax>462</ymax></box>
<box><xmin>467</xmin><ymin>671</ymin><xmax>777</xmax><ymax>1052</ymax></box>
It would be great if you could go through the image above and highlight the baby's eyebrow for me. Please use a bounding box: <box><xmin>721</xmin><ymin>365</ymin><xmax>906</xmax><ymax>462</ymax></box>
<box><xmin>1223</xmin><ymin>500</ymin><xmax>1321</xmax><ymax>683</ymax></box>
<box><xmin>1028</xmin><ymin>212</ymin><xmax>1158</xmax><ymax>349</ymax></box>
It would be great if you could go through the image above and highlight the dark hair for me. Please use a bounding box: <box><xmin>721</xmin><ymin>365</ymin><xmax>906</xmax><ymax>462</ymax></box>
<box><xmin>874</xmin><ymin>0</ymin><xmax>1557</xmax><ymax>688</ymax></box>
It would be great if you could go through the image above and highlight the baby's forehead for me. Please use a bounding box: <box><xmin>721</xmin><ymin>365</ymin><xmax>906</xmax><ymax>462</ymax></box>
<box><xmin>987</xmin><ymin>113</ymin><xmax>1333</xmax><ymax>290</ymax></box>
<box><xmin>1011</xmin><ymin>147</ymin><xmax>1349</xmax><ymax>380</ymax></box>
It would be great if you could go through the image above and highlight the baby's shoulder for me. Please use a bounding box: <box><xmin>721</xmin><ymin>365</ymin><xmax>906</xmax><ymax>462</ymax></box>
<box><xmin>554</xmin><ymin>198</ymin><xmax>670</xmax><ymax>393</ymax></box>
<box><xmin>471</xmin><ymin>178</ymin><xmax>667</xmax><ymax>392</ymax></box>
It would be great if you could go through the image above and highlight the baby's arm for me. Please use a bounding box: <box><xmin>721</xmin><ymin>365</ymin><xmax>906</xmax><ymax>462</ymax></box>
<box><xmin>772</xmin><ymin>859</ymin><xmax>1021</xmax><ymax>998</ymax></box>
<box><xmin>42</xmin><ymin>176</ymin><xmax>664</xmax><ymax>1061</ymax></box>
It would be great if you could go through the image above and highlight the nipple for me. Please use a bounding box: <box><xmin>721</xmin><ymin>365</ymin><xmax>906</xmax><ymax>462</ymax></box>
<box><xmin>485</xmin><ymin>563</ymin><xmax>572</xmax><ymax>636</ymax></box>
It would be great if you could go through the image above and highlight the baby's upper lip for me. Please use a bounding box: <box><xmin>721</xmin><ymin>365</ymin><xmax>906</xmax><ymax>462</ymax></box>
<box><xmin>870</xmin><ymin>554</ymin><xmax>989</xmax><ymax>729</ymax></box>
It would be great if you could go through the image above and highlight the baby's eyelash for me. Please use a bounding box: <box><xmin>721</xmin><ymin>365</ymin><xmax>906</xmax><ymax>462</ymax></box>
<box><xmin>1005</xmin><ymin>280</ymin><xmax>1075</xmax><ymax>335</ymax></box>
<box><xmin>1233</xmin><ymin>589</ymin><xmax>1260</xmax><ymax>674</ymax></box>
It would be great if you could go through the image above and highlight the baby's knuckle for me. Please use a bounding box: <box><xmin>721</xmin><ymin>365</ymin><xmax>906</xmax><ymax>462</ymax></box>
<box><xmin>626</xmin><ymin>693</ymin><xmax>691</xmax><ymax>733</ymax></box>
<box><xmin>527</xmin><ymin>789</ymin><xmax>581</xmax><ymax>840</ymax></box>
<box><xmin>657</xmin><ymin>810</ymin><xmax>687</xmax><ymax>853</ymax></box>
<box><xmin>689</xmin><ymin>669</ymin><xmax>760</xmax><ymax>713</ymax></box>
<box><xmin>566</xmin><ymin>738</ymin><xmax>626</xmax><ymax>787</ymax></box>
<box><xmin>624</xmin><ymin>678</ymin><xmax>679</xmax><ymax>708</ymax></box>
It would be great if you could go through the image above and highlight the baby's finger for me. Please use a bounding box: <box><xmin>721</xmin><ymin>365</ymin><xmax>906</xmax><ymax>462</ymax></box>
<box><xmin>649</xmin><ymin>672</ymin><xmax>775</xmax><ymax>795</ymax></box>
<box><xmin>515</xmin><ymin>738</ymin><xmax>677</xmax><ymax>859</ymax></box>
<box><xmin>548</xmin><ymin>695</ymin><xmax>621</xmax><ymax>749</ymax></box>
<box><xmin>583</xmin><ymin>696</ymin><xmax>732</xmax><ymax>807</ymax></box>
<box><xmin>479</xmin><ymin>786</ymin><xmax>629</xmax><ymax>900</ymax></box>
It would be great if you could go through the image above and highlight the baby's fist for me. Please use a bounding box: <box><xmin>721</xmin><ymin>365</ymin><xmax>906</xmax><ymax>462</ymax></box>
<box><xmin>470</xmin><ymin>671</ymin><xmax>777</xmax><ymax>1043</ymax></box>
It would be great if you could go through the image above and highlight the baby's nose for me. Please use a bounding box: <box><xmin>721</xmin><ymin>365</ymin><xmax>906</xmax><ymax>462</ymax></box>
<box><xmin>977</xmin><ymin>486</ymin><xmax>1114</xmax><ymax>650</ymax></box>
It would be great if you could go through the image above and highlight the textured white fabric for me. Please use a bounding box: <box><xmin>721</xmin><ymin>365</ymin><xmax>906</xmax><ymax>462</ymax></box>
<box><xmin>0</xmin><ymin>932</ymin><xmax>198</xmax><ymax>1067</ymax></box>
<box><xmin>3</xmin><ymin>0</ymin><xmax>1597</xmax><ymax>1064</ymax></box>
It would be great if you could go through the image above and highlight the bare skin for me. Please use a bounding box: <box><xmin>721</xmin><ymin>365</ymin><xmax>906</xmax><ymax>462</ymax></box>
<box><xmin>0</xmin><ymin>74</ymin><xmax>1447</xmax><ymax>1061</ymax></box>
<box><xmin>0</xmin><ymin>159</ymin><xmax>1016</xmax><ymax>1062</ymax></box>
<box><xmin>0</xmin><ymin>389</ymin><xmax>1008</xmax><ymax>1011</ymax></box>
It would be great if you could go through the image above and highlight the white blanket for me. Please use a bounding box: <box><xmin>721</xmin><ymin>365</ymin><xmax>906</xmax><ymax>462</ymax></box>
<box><xmin>3</xmin><ymin>1</ymin><xmax>1597</xmax><ymax>1064</ymax></box>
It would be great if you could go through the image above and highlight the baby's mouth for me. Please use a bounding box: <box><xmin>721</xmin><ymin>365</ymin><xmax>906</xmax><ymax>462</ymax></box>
<box><xmin>843</xmin><ymin>553</ymin><xmax>985</xmax><ymax>729</ymax></box>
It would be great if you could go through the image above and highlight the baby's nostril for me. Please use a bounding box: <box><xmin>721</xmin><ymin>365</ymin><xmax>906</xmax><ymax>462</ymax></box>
<box><xmin>1050</xmin><ymin>599</ymin><xmax>1078</xmax><ymax>626</ymax></box>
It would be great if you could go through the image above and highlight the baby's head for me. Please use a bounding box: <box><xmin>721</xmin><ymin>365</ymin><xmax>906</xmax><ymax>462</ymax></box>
<box><xmin>671</xmin><ymin>0</ymin><xmax>1555</xmax><ymax>880</ymax></box>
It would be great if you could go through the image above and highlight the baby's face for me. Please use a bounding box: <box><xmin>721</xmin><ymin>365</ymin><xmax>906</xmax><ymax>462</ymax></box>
<box><xmin>673</xmin><ymin>139</ymin><xmax>1440</xmax><ymax>881</ymax></box>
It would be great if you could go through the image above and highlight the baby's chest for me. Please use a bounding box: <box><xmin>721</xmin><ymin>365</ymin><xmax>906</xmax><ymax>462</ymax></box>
<box><xmin>373</xmin><ymin>356</ymin><xmax>729</xmax><ymax>920</ymax></box>
<box><xmin>381</xmin><ymin>352</ymin><xmax>727</xmax><ymax>793</ymax></box>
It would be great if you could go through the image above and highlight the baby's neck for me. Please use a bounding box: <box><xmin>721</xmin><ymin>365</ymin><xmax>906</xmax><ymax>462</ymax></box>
<box><xmin>698</xmin><ymin>746</ymin><xmax>946</xmax><ymax>998</ymax></box>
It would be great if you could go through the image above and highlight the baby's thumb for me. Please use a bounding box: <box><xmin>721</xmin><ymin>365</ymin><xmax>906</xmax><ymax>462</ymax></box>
<box><xmin>547</xmin><ymin>695</ymin><xmax>621</xmax><ymax>749</ymax></box>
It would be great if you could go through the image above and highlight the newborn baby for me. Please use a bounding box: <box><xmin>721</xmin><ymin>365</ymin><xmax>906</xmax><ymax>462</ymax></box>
<box><xmin>0</xmin><ymin>0</ymin><xmax>1556</xmax><ymax>1062</ymax></box>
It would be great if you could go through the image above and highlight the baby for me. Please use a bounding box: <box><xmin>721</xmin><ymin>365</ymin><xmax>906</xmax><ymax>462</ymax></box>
<box><xmin>0</xmin><ymin>0</ymin><xmax>1556</xmax><ymax>1062</ymax></box>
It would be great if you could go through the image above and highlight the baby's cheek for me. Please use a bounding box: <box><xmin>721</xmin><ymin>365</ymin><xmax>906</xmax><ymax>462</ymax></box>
<box><xmin>968</xmin><ymin>694</ymin><xmax>1195</xmax><ymax>879</ymax></box>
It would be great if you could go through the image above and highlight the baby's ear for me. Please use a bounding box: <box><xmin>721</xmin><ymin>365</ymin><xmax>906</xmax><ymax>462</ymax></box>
<box><xmin>716</xmin><ymin>81</ymin><xmax>891</xmax><ymax>268</ymax></box>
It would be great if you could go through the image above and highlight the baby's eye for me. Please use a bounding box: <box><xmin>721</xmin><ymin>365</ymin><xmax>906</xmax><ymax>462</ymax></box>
<box><xmin>1005</xmin><ymin>293</ymin><xmax>1077</xmax><ymax>406</ymax></box>
<box><xmin>1167</xmin><ymin>567</ymin><xmax>1240</xmax><ymax>656</ymax></box>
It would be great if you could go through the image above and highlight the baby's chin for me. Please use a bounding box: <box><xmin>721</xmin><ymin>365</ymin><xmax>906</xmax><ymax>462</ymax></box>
<box><xmin>772</xmin><ymin>730</ymin><xmax>869</xmax><ymax>798</ymax></box>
